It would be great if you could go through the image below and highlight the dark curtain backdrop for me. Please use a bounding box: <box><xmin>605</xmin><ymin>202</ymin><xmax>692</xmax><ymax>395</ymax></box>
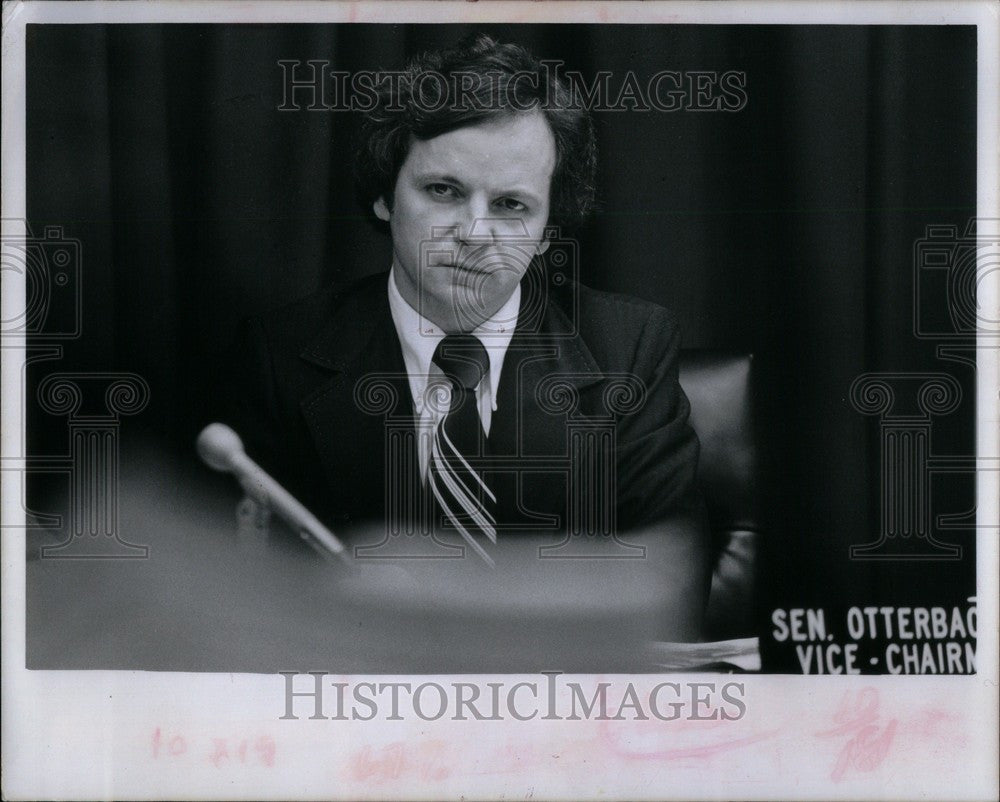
<box><xmin>26</xmin><ymin>24</ymin><xmax>977</xmax><ymax>669</ymax></box>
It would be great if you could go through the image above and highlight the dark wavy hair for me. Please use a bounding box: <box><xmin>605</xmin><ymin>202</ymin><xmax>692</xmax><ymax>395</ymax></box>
<box><xmin>354</xmin><ymin>34</ymin><xmax>597</xmax><ymax>230</ymax></box>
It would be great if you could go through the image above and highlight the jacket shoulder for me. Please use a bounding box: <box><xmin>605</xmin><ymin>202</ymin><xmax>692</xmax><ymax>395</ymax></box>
<box><xmin>576</xmin><ymin>282</ymin><xmax>680</xmax><ymax>324</ymax></box>
<box><xmin>569</xmin><ymin>282</ymin><xmax>683</xmax><ymax>367</ymax></box>
<box><xmin>249</xmin><ymin>271</ymin><xmax>387</xmax><ymax>350</ymax></box>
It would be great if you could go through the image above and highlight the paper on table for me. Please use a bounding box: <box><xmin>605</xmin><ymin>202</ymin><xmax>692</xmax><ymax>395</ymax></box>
<box><xmin>646</xmin><ymin>637</ymin><xmax>762</xmax><ymax>671</ymax></box>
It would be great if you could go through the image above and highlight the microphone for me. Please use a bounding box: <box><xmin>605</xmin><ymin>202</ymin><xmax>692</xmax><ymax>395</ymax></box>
<box><xmin>197</xmin><ymin>423</ymin><xmax>350</xmax><ymax>564</ymax></box>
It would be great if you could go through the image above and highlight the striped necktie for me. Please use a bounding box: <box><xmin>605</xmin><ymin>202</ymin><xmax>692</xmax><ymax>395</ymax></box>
<box><xmin>428</xmin><ymin>334</ymin><xmax>497</xmax><ymax>565</ymax></box>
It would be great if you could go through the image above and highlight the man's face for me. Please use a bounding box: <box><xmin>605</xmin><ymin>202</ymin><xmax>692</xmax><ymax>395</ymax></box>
<box><xmin>374</xmin><ymin>111</ymin><xmax>556</xmax><ymax>333</ymax></box>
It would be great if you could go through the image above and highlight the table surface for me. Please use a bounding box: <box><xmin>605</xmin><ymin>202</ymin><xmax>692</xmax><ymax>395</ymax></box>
<box><xmin>25</xmin><ymin>446</ymin><xmax>742</xmax><ymax>674</ymax></box>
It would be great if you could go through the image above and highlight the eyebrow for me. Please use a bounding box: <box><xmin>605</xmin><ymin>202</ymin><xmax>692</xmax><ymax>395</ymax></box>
<box><xmin>499</xmin><ymin>187</ymin><xmax>544</xmax><ymax>205</ymax></box>
<box><xmin>413</xmin><ymin>172</ymin><xmax>466</xmax><ymax>188</ymax></box>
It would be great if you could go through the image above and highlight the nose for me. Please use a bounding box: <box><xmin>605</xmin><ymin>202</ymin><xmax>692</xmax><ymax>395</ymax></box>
<box><xmin>459</xmin><ymin>195</ymin><xmax>497</xmax><ymax>244</ymax></box>
<box><xmin>431</xmin><ymin>200</ymin><xmax>493</xmax><ymax>245</ymax></box>
<box><xmin>458</xmin><ymin>203</ymin><xmax>530</xmax><ymax>246</ymax></box>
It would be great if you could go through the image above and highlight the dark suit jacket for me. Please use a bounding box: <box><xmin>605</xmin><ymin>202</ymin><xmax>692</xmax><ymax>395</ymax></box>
<box><xmin>216</xmin><ymin>267</ymin><xmax>706</xmax><ymax>560</ymax></box>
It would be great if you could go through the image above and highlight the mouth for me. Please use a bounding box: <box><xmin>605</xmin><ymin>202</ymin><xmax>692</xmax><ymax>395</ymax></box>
<box><xmin>451</xmin><ymin>261</ymin><xmax>487</xmax><ymax>275</ymax></box>
<box><xmin>426</xmin><ymin>256</ymin><xmax>488</xmax><ymax>275</ymax></box>
<box><xmin>426</xmin><ymin>246</ymin><xmax>533</xmax><ymax>275</ymax></box>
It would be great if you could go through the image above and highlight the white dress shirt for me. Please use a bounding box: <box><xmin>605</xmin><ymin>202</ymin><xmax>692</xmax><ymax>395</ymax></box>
<box><xmin>387</xmin><ymin>267</ymin><xmax>520</xmax><ymax>481</ymax></box>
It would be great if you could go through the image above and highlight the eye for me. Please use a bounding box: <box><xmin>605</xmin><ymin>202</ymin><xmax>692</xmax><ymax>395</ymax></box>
<box><xmin>495</xmin><ymin>197</ymin><xmax>528</xmax><ymax>213</ymax></box>
<box><xmin>426</xmin><ymin>183</ymin><xmax>459</xmax><ymax>200</ymax></box>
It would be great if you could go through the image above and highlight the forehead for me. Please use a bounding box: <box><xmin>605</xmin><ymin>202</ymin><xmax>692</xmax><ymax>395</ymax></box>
<box><xmin>402</xmin><ymin>112</ymin><xmax>557</xmax><ymax>191</ymax></box>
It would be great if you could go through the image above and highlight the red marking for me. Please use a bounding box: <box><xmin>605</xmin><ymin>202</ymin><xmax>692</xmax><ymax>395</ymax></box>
<box><xmin>350</xmin><ymin>743</ymin><xmax>405</xmax><ymax>782</ymax></box>
<box><xmin>418</xmin><ymin>741</ymin><xmax>450</xmax><ymax>782</ymax></box>
<box><xmin>209</xmin><ymin>739</ymin><xmax>230</xmax><ymax>767</ymax></box>
<box><xmin>255</xmin><ymin>736</ymin><xmax>276</xmax><ymax>768</ymax></box>
<box><xmin>348</xmin><ymin>741</ymin><xmax>450</xmax><ymax>782</ymax></box>
<box><xmin>829</xmin><ymin>720</ymin><xmax>897</xmax><ymax>782</ymax></box>
<box><xmin>816</xmin><ymin>688</ymin><xmax>897</xmax><ymax>782</ymax></box>
<box><xmin>912</xmin><ymin>708</ymin><xmax>959</xmax><ymax>740</ymax></box>
<box><xmin>151</xmin><ymin>728</ymin><xmax>187</xmax><ymax>758</ymax></box>
<box><xmin>598</xmin><ymin>720</ymin><xmax>779</xmax><ymax>761</ymax></box>
<box><xmin>152</xmin><ymin>730</ymin><xmax>275</xmax><ymax>768</ymax></box>
<box><xmin>816</xmin><ymin>688</ymin><xmax>879</xmax><ymax>736</ymax></box>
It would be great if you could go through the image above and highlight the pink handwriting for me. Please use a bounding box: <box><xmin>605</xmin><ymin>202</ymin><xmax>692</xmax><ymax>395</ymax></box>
<box><xmin>348</xmin><ymin>740</ymin><xmax>450</xmax><ymax>783</ymax></box>
<box><xmin>816</xmin><ymin>688</ymin><xmax>897</xmax><ymax>782</ymax></box>
<box><xmin>597</xmin><ymin>718</ymin><xmax>779</xmax><ymax>761</ymax></box>
<box><xmin>151</xmin><ymin>728</ymin><xmax>275</xmax><ymax>768</ymax></box>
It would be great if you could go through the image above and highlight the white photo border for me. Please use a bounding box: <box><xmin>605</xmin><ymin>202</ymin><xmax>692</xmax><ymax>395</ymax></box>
<box><xmin>2</xmin><ymin>2</ymin><xmax>997</xmax><ymax>800</ymax></box>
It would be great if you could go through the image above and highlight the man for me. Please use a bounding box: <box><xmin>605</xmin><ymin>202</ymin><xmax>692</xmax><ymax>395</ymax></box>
<box><xmin>218</xmin><ymin>36</ymin><xmax>708</xmax><ymax>580</ymax></box>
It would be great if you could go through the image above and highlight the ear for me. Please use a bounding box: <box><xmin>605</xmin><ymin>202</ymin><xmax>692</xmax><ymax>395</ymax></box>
<box><xmin>373</xmin><ymin>197</ymin><xmax>391</xmax><ymax>222</ymax></box>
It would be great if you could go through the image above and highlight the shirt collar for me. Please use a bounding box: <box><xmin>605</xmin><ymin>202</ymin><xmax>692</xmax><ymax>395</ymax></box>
<box><xmin>387</xmin><ymin>266</ymin><xmax>520</xmax><ymax>412</ymax></box>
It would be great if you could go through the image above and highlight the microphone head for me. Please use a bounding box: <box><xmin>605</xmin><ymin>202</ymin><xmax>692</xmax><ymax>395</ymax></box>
<box><xmin>196</xmin><ymin>423</ymin><xmax>245</xmax><ymax>472</ymax></box>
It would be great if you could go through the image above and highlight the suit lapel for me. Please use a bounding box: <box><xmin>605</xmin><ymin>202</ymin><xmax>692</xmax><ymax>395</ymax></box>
<box><xmin>491</xmin><ymin>271</ymin><xmax>603</xmax><ymax>455</ymax></box>
<box><xmin>489</xmin><ymin>271</ymin><xmax>604</xmax><ymax>527</ymax></box>
<box><xmin>294</xmin><ymin>268</ymin><xmax>605</xmax><ymax>530</ymax></box>
<box><xmin>297</xmin><ymin>274</ymin><xmax>415</xmax><ymax>514</ymax></box>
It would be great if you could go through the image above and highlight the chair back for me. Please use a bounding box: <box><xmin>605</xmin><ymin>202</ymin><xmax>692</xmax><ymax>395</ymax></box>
<box><xmin>678</xmin><ymin>351</ymin><xmax>758</xmax><ymax>639</ymax></box>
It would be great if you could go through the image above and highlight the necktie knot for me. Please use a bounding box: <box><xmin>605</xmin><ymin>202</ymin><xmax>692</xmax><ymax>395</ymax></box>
<box><xmin>432</xmin><ymin>334</ymin><xmax>489</xmax><ymax>391</ymax></box>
